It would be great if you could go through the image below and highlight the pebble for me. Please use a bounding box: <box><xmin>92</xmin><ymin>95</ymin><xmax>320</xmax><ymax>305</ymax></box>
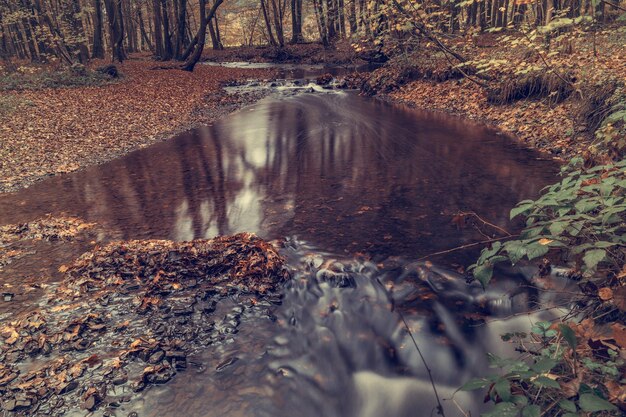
<box><xmin>82</xmin><ymin>395</ymin><xmax>98</xmax><ymax>411</ymax></box>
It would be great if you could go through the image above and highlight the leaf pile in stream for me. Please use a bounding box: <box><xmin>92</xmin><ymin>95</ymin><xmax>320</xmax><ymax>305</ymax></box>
<box><xmin>0</xmin><ymin>233</ymin><xmax>287</xmax><ymax>416</ymax></box>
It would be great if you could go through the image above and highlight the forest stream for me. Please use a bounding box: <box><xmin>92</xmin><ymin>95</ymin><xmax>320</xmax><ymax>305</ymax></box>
<box><xmin>0</xmin><ymin>71</ymin><xmax>580</xmax><ymax>417</ymax></box>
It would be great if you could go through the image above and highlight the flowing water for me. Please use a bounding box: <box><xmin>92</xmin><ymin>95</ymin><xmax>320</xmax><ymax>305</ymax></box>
<box><xmin>0</xmin><ymin>81</ymin><xmax>575</xmax><ymax>417</ymax></box>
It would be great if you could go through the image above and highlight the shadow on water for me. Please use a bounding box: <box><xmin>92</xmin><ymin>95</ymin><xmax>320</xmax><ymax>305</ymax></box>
<box><xmin>0</xmin><ymin>90</ymin><xmax>566</xmax><ymax>417</ymax></box>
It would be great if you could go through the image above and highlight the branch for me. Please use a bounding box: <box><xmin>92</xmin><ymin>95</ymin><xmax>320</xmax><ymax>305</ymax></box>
<box><xmin>390</xmin><ymin>0</ymin><xmax>490</xmax><ymax>89</ymax></box>
<box><xmin>602</xmin><ymin>0</ymin><xmax>626</xmax><ymax>12</ymax></box>
<box><xmin>417</xmin><ymin>235</ymin><xmax>519</xmax><ymax>261</ymax></box>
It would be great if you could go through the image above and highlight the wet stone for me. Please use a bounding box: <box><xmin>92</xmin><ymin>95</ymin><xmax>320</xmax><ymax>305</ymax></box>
<box><xmin>0</xmin><ymin>234</ymin><xmax>286</xmax><ymax>414</ymax></box>
<box><xmin>56</xmin><ymin>381</ymin><xmax>78</xmax><ymax>395</ymax></box>
<box><xmin>148</xmin><ymin>350</ymin><xmax>165</xmax><ymax>364</ymax></box>
<box><xmin>111</xmin><ymin>373</ymin><xmax>128</xmax><ymax>386</ymax></box>
<box><xmin>82</xmin><ymin>394</ymin><xmax>98</xmax><ymax>411</ymax></box>
<box><xmin>199</xmin><ymin>300</ymin><xmax>217</xmax><ymax>313</ymax></box>
<box><xmin>164</xmin><ymin>350</ymin><xmax>186</xmax><ymax>361</ymax></box>
<box><xmin>3</xmin><ymin>399</ymin><xmax>16</xmax><ymax>411</ymax></box>
<box><xmin>172</xmin><ymin>359</ymin><xmax>187</xmax><ymax>371</ymax></box>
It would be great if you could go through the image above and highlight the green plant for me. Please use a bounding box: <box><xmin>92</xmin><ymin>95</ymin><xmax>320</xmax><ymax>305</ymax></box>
<box><xmin>459</xmin><ymin>321</ymin><xmax>623</xmax><ymax>417</ymax></box>
<box><xmin>470</xmin><ymin>157</ymin><xmax>626</xmax><ymax>287</ymax></box>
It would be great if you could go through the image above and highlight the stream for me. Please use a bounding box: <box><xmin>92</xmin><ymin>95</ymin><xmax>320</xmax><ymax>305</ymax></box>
<box><xmin>0</xmin><ymin>71</ymin><xmax>577</xmax><ymax>417</ymax></box>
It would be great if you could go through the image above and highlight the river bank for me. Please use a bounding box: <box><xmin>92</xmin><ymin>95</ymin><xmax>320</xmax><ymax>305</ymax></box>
<box><xmin>360</xmin><ymin>27</ymin><xmax>626</xmax><ymax>161</ymax></box>
<box><xmin>0</xmin><ymin>58</ymin><xmax>275</xmax><ymax>193</ymax></box>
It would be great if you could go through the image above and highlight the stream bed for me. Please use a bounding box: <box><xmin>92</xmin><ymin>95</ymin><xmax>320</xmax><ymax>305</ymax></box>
<box><xmin>0</xmin><ymin>80</ymin><xmax>574</xmax><ymax>417</ymax></box>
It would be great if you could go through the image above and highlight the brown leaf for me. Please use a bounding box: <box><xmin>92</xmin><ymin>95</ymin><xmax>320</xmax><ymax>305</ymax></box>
<box><xmin>611</xmin><ymin>323</ymin><xmax>626</xmax><ymax>350</ymax></box>
<box><xmin>614</xmin><ymin>286</ymin><xmax>626</xmax><ymax>312</ymax></box>
<box><xmin>598</xmin><ymin>287</ymin><xmax>613</xmax><ymax>301</ymax></box>
<box><xmin>605</xmin><ymin>380</ymin><xmax>626</xmax><ymax>411</ymax></box>
<box><xmin>559</xmin><ymin>374</ymin><xmax>582</xmax><ymax>398</ymax></box>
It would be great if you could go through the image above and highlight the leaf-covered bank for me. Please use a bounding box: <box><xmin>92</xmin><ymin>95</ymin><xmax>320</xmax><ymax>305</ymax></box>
<box><xmin>0</xmin><ymin>58</ymin><xmax>274</xmax><ymax>194</ymax></box>
<box><xmin>362</xmin><ymin>26</ymin><xmax>626</xmax><ymax>161</ymax></box>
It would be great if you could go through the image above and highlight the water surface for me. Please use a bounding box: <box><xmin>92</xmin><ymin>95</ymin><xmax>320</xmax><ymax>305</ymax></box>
<box><xmin>0</xmin><ymin>90</ymin><xmax>565</xmax><ymax>417</ymax></box>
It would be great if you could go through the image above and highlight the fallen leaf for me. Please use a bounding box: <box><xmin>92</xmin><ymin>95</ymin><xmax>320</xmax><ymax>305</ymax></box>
<box><xmin>598</xmin><ymin>287</ymin><xmax>613</xmax><ymax>301</ymax></box>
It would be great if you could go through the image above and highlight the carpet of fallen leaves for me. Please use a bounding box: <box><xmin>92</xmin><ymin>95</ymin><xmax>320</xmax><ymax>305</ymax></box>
<box><xmin>373</xmin><ymin>27</ymin><xmax>626</xmax><ymax>159</ymax></box>
<box><xmin>0</xmin><ymin>233</ymin><xmax>286</xmax><ymax>415</ymax></box>
<box><xmin>0</xmin><ymin>57</ymin><xmax>275</xmax><ymax>193</ymax></box>
<box><xmin>391</xmin><ymin>79</ymin><xmax>579</xmax><ymax>156</ymax></box>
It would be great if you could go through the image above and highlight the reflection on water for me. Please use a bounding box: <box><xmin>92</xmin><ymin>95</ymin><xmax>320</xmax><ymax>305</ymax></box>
<box><xmin>0</xmin><ymin>91</ymin><xmax>562</xmax><ymax>417</ymax></box>
<box><xmin>0</xmin><ymin>92</ymin><xmax>556</xmax><ymax>263</ymax></box>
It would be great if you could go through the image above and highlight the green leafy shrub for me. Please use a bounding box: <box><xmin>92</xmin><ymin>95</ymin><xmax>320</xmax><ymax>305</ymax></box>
<box><xmin>459</xmin><ymin>321</ymin><xmax>623</xmax><ymax>417</ymax></box>
<box><xmin>470</xmin><ymin>157</ymin><xmax>626</xmax><ymax>287</ymax></box>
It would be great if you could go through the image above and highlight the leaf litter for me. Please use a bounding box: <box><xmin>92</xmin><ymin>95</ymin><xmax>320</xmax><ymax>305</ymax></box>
<box><xmin>0</xmin><ymin>232</ymin><xmax>287</xmax><ymax>415</ymax></box>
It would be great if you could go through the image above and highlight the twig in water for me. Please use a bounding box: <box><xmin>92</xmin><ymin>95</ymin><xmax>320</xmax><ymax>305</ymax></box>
<box><xmin>417</xmin><ymin>235</ymin><xmax>519</xmax><ymax>261</ymax></box>
<box><xmin>457</xmin><ymin>211</ymin><xmax>512</xmax><ymax>237</ymax></box>
<box><xmin>372</xmin><ymin>276</ymin><xmax>447</xmax><ymax>417</ymax></box>
<box><xmin>398</xmin><ymin>309</ymin><xmax>447</xmax><ymax>417</ymax></box>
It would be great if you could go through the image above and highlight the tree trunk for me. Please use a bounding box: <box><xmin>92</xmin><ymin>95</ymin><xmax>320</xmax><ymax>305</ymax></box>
<box><xmin>103</xmin><ymin>0</ymin><xmax>126</xmax><ymax>62</ymax></box>
<box><xmin>92</xmin><ymin>0</ymin><xmax>105</xmax><ymax>58</ymax></box>
<box><xmin>152</xmin><ymin>0</ymin><xmax>164</xmax><ymax>57</ymax></box>
<box><xmin>161</xmin><ymin>0</ymin><xmax>173</xmax><ymax>59</ymax></box>
<box><xmin>290</xmin><ymin>0</ymin><xmax>302</xmax><ymax>43</ymax></box>
<box><xmin>181</xmin><ymin>0</ymin><xmax>224</xmax><ymax>71</ymax></box>
<box><xmin>260</xmin><ymin>0</ymin><xmax>277</xmax><ymax>46</ymax></box>
<box><xmin>348</xmin><ymin>0</ymin><xmax>357</xmax><ymax>34</ymax></box>
<box><xmin>65</xmin><ymin>0</ymin><xmax>90</xmax><ymax>62</ymax></box>
<box><xmin>137</xmin><ymin>5</ymin><xmax>154</xmax><ymax>52</ymax></box>
<box><xmin>175</xmin><ymin>0</ymin><xmax>186</xmax><ymax>58</ymax></box>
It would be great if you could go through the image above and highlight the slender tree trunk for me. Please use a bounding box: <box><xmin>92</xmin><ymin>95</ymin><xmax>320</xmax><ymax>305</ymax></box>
<box><xmin>92</xmin><ymin>0</ymin><xmax>105</xmax><ymax>58</ymax></box>
<box><xmin>338</xmin><ymin>0</ymin><xmax>346</xmax><ymax>36</ymax></box>
<box><xmin>138</xmin><ymin>5</ymin><xmax>154</xmax><ymax>52</ymax></box>
<box><xmin>181</xmin><ymin>0</ymin><xmax>224</xmax><ymax>71</ymax></box>
<box><xmin>290</xmin><ymin>0</ymin><xmax>303</xmax><ymax>43</ymax></box>
<box><xmin>152</xmin><ymin>0</ymin><xmax>164</xmax><ymax>57</ymax></box>
<box><xmin>260</xmin><ymin>0</ymin><xmax>277</xmax><ymax>46</ymax></box>
<box><xmin>103</xmin><ymin>0</ymin><xmax>126</xmax><ymax>62</ymax></box>
<box><xmin>18</xmin><ymin>0</ymin><xmax>39</xmax><ymax>61</ymax></box>
<box><xmin>479</xmin><ymin>0</ymin><xmax>486</xmax><ymax>30</ymax></box>
<box><xmin>348</xmin><ymin>0</ymin><xmax>357</xmax><ymax>34</ymax></box>
<box><xmin>160</xmin><ymin>0</ymin><xmax>173</xmax><ymax>59</ymax></box>
<box><xmin>175</xmin><ymin>0</ymin><xmax>186</xmax><ymax>58</ymax></box>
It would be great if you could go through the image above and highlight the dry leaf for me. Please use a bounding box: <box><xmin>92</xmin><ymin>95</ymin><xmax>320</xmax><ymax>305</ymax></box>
<box><xmin>611</xmin><ymin>323</ymin><xmax>626</xmax><ymax>349</ymax></box>
<box><xmin>598</xmin><ymin>287</ymin><xmax>613</xmax><ymax>301</ymax></box>
<box><xmin>614</xmin><ymin>286</ymin><xmax>626</xmax><ymax>312</ymax></box>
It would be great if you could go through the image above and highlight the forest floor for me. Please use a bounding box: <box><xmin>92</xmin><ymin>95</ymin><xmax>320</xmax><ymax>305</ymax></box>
<box><xmin>362</xmin><ymin>26</ymin><xmax>626</xmax><ymax>160</ymax></box>
<box><xmin>201</xmin><ymin>41</ymin><xmax>364</xmax><ymax>65</ymax></box>
<box><xmin>0</xmin><ymin>57</ymin><xmax>274</xmax><ymax>193</ymax></box>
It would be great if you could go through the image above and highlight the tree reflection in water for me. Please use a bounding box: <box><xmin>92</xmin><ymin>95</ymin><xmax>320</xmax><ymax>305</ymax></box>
<box><xmin>0</xmin><ymin>92</ymin><xmax>557</xmax><ymax>263</ymax></box>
